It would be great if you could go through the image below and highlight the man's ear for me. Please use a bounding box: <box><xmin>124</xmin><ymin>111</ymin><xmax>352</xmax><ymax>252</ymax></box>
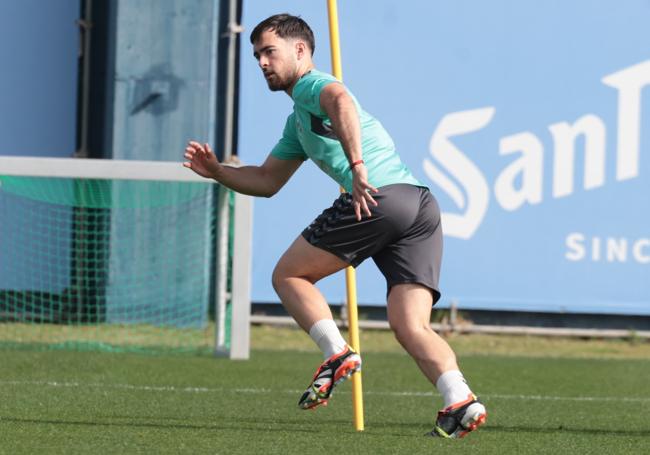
<box><xmin>295</xmin><ymin>41</ymin><xmax>307</xmax><ymax>59</ymax></box>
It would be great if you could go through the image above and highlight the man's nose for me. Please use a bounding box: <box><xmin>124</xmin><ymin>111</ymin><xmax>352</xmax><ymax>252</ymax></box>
<box><xmin>258</xmin><ymin>56</ymin><xmax>268</xmax><ymax>69</ymax></box>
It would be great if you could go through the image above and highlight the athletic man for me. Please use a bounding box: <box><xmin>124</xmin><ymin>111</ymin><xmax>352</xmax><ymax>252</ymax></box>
<box><xmin>183</xmin><ymin>13</ymin><xmax>486</xmax><ymax>438</ymax></box>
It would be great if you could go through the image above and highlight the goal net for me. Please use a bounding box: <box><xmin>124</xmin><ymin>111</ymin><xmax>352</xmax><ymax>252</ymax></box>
<box><xmin>0</xmin><ymin>156</ymin><xmax>251</xmax><ymax>357</ymax></box>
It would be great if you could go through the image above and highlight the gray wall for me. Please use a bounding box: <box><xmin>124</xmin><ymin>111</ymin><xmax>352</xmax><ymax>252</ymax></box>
<box><xmin>110</xmin><ymin>0</ymin><xmax>220</xmax><ymax>160</ymax></box>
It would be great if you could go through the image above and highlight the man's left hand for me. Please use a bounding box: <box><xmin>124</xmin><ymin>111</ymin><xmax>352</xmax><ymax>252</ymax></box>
<box><xmin>351</xmin><ymin>164</ymin><xmax>378</xmax><ymax>221</ymax></box>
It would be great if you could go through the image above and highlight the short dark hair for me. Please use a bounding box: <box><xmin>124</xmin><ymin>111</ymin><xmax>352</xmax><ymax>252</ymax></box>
<box><xmin>250</xmin><ymin>13</ymin><xmax>315</xmax><ymax>56</ymax></box>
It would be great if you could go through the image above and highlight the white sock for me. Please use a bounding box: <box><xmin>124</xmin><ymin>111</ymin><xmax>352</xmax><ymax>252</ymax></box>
<box><xmin>308</xmin><ymin>319</ymin><xmax>348</xmax><ymax>360</ymax></box>
<box><xmin>436</xmin><ymin>370</ymin><xmax>473</xmax><ymax>408</ymax></box>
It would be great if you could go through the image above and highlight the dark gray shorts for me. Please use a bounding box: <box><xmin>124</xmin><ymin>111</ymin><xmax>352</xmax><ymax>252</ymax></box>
<box><xmin>301</xmin><ymin>184</ymin><xmax>442</xmax><ymax>303</ymax></box>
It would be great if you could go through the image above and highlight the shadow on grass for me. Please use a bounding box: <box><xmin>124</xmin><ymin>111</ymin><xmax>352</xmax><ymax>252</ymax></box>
<box><xmin>0</xmin><ymin>414</ymin><xmax>432</xmax><ymax>439</ymax></box>
<box><xmin>482</xmin><ymin>424</ymin><xmax>650</xmax><ymax>437</ymax></box>
<box><xmin>0</xmin><ymin>414</ymin><xmax>356</xmax><ymax>435</ymax></box>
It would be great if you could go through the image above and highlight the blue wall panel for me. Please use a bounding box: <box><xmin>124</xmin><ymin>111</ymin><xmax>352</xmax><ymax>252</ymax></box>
<box><xmin>0</xmin><ymin>0</ymin><xmax>79</xmax><ymax>157</ymax></box>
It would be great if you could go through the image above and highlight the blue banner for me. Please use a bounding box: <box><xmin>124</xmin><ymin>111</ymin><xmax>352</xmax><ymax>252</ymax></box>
<box><xmin>240</xmin><ymin>1</ymin><xmax>650</xmax><ymax>315</ymax></box>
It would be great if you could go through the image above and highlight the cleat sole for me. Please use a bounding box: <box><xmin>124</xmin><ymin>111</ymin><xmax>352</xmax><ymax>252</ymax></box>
<box><xmin>300</xmin><ymin>397</ymin><xmax>328</xmax><ymax>410</ymax></box>
<box><xmin>457</xmin><ymin>412</ymin><xmax>487</xmax><ymax>438</ymax></box>
<box><xmin>333</xmin><ymin>358</ymin><xmax>362</xmax><ymax>385</ymax></box>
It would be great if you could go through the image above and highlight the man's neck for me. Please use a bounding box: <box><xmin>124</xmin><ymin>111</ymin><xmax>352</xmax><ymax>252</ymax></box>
<box><xmin>286</xmin><ymin>64</ymin><xmax>315</xmax><ymax>97</ymax></box>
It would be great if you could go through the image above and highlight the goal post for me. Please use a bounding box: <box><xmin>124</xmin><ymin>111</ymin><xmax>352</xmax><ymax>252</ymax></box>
<box><xmin>228</xmin><ymin>191</ymin><xmax>253</xmax><ymax>360</ymax></box>
<box><xmin>0</xmin><ymin>156</ymin><xmax>252</xmax><ymax>359</ymax></box>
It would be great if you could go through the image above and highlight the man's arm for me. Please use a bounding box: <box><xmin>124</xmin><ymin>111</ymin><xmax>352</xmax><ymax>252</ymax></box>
<box><xmin>183</xmin><ymin>141</ymin><xmax>302</xmax><ymax>197</ymax></box>
<box><xmin>319</xmin><ymin>83</ymin><xmax>363</xmax><ymax>165</ymax></box>
<box><xmin>319</xmin><ymin>82</ymin><xmax>378</xmax><ymax>220</ymax></box>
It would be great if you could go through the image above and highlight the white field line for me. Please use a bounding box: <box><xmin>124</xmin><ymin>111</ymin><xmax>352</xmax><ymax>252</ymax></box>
<box><xmin>1</xmin><ymin>380</ymin><xmax>649</xmax><ymax>404</ymax></box>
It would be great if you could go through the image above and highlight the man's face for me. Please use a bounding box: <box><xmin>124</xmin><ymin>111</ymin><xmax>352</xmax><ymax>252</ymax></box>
<box><xmin>253</xmin><ymin>29</ymin><xmax>300</xmax><ymax>92</ymax></box>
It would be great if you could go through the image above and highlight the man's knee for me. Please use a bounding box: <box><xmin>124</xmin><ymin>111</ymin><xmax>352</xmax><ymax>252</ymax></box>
<box><xmin>271</xmin><ymin>260</ymin><xmax>309</xmax><ymax>293</ymax></box>
<box><xmin>389</xmin><ymin>319</ymin><xmax>422</xmax><ymax>346</ymax></box>
<box><xmin>271</xmin><ymin>262</ymin><xmax>290</xmax><ymax>293</ymax></box>
<box><xmin>389</xmin><ymin>322</ymin><xmax>408</xmax><ymax>348</ymax></box>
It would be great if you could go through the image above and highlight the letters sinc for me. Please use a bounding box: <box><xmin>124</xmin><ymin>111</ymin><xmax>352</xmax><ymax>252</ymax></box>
<box><xmin>424</xmin><ymin>60</ymin><xmax>650</xmax><ymax>239</ymax></box>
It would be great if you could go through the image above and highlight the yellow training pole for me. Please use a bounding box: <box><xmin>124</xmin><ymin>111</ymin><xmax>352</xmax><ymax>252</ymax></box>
<box><xmin>326</xmin><ymin>0</ymin><xmax>364</xmax><ymax>432</ymax></box>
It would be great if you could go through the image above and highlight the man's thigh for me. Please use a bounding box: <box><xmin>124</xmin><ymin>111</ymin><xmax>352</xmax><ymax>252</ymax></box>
<box><xmin>274</xmin><ymin>235</ymin><xmax>350</xmax><ymax>283</ymax></box>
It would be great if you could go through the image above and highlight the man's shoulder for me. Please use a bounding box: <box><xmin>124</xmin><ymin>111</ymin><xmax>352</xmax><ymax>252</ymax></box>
<box><xmin>293</xmin><ymin>70</ymin><xmax>339</xmax><ymax>103</ymax></box>
<box><xmin>303</xmin><ymin>69</ymin><xmax>337</xmax><ymax>82</ymax></box>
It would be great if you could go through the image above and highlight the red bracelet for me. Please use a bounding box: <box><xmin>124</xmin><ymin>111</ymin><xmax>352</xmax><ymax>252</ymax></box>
<box><xmin>350</xmin><ymin>159</ymin><xmax>364</xmax><ymax>170</ymax></box>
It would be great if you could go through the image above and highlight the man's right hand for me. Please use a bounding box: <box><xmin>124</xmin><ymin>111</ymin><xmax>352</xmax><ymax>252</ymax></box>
<box><xmin>183</xmin><ymin>141</ymin><xmax>221</xmax><ymax>179</ymax></box>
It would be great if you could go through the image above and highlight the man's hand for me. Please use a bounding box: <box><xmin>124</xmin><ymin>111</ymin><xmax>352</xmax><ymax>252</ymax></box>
<box><xmin>183</xmin><ymin>141</ymin><xmax>221</xmax><ymax>179</ymax></box>
<box><xmin>351</xmin><ymin>163</ymin><xmax>378</xmax><ymax>221</ymax></box>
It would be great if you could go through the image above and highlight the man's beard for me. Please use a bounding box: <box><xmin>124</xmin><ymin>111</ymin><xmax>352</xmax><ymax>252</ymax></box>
<box><xmin>266</xmin><ymin>74</ymin><xmax>291</xmax><ymax>92</ymax></box>
<box><xmin>264</xmin><ymin>67</ymin><xmax>296</xmax><ymax>92</ymax></box>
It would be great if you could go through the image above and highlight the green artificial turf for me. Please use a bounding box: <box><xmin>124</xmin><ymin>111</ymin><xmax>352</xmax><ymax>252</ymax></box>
<box><xmin>1</xmin><ymin>341</ymin><xmax>649</xmax><ymax>454</ymax></box>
